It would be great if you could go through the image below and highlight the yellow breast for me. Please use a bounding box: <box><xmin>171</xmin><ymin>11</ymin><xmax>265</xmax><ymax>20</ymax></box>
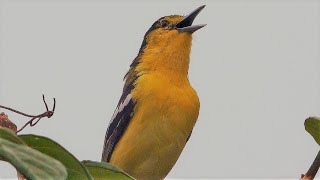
<box><xmin>110</xmin><ymin>72</ymin><xmax>200</xmax><ymax>180</ymax></box>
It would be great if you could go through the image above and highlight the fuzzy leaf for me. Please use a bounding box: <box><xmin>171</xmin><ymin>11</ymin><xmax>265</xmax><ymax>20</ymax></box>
<box><xmin>82</xmin><ymin>160</ymin><xmax>135</xmax><ymax>180</ymax></box>
<box><xmin>19</xmin><ymin>135</ymin><xmax>93</xmax><ymax>180</ymax></box>
<box><xmin>0</xmin><ymin>128</ymin><xmax>25</xmax><ymax>161</ymax></box>
<box><xmin>305</xmin><ymin>117</ymin><xmax>320</xmax><ymax>146</ymax></box>
<box><xmin>0</xmin><ymin>138</ymin><xmax>67</xmax><ymax>180</ymax></box>
<box><xmin>0</xmin><ymin>127</ymin><xmax>25</xmax><ymax>145</ymax></box>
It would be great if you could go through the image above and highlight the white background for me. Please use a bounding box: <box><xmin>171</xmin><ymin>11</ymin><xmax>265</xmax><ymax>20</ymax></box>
<box><xmin>0</xmin><ymin>0</ymin><xmax>320</xmax><ymax>179</ymax></box>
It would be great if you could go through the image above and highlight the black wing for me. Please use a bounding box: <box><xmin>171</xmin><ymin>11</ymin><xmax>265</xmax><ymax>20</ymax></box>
<box><xmin>101</xmin><ymin>55</ymin><xmax>139</xmax><ymax>162</ymax></box>
<box><xmin>101</xmin><ymin>29</ymin><xmax>149</xmax><ymax>162</ymax></box>
<box><xmin>101</xmin><ymin>92</ymin><xmax>135</xmax><ymax>162</ymax></box>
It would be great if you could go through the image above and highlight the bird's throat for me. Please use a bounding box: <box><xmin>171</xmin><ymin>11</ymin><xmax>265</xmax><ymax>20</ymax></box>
<box><xmin>136</xmin><ymin>35</ymin><xmax>192</xmax><ymax>77</ymax></box>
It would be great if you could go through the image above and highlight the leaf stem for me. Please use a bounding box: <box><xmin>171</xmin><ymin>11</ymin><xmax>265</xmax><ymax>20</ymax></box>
<box><xmin>301</xmin><ymin>150</ymin><xmax>320</xmax><ymax>180</ymax></box>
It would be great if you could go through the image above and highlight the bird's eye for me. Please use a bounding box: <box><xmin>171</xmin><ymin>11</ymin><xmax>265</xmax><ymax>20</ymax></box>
<box><xmin>160</xmin><ymin>20</ymin><xmax>170</xmax><ymax>28</ymax></box>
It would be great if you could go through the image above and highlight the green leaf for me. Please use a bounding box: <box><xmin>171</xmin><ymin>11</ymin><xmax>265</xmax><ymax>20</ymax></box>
<box><xmin>0</xmin><ymin>138</ymin><xmax>67</xmax><ymax>180</ymax></box>
<box><xmin>82</xmin><ymin>160</ymin><xmax>135</xmax><ymax>180</ymax></box>
<box><xmin>305</xmin><ymin>117</ymin><xmax>320</xmax><ymax>146</ymax></box>
<box><xmin>19</xmin><ymin>135</ymin><xmax>93</xmax><ymax>180</ymax></box>
<box><xmin>0</xmin><ymin>127</ymin><xmax>26</xmax><ymax>161</ymax></box>
<box><xmin>0</xmin><ymin>127</ymin><xmax>25</xmax><ymax>145</ymax></box>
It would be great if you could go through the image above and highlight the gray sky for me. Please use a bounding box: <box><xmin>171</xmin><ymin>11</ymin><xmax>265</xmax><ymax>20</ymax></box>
<box><xmin>0</xmin><ymin>0</ymin><xmax>320</xmax><ymax>179</ymax></box>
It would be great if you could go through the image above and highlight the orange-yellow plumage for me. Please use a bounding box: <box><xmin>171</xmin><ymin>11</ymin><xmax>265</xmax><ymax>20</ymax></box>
<box><xmin>102</xmin><ymin>6</ymin><xmax>205</xmax><ymax>180</ymax></box>
<box><xmin>110</xmin><ymin>36</ymin><xmax>200</xmax><ymax>179</ymax></box>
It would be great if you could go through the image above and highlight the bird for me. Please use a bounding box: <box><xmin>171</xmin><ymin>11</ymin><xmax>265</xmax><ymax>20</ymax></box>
<box><xmin>102</xmin><ymin>5</ymin><xmax>206</xmax><ymax>180</ymax></box>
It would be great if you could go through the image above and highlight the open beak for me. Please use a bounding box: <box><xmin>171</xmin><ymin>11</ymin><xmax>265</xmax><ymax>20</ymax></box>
<box><xmin>175</xmin><ymin>5</ymin><xmax>206</xmax><ymax>33</ymax></box>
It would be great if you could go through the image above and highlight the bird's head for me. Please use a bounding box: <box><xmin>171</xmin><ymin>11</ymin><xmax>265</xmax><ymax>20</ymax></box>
<box><xmin>133</xmin><ymin>5</ymin><xmax>206</xmax><ymax>75</ymax></box>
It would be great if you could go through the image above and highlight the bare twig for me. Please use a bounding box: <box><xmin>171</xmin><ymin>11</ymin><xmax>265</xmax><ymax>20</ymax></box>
<box><xmin>301</xmin><ymin>150</ymin><xmax>320</xmax><ymax>180</ymax></box>
<box><xmin>0</xmin><ymin>95</ymin><xmax>56</xmax><ymax>133</ymax></box>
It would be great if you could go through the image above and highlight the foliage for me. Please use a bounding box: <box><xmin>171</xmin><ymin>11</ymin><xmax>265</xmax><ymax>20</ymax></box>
<box><xmin>0</xmin><ymin>128</ymin><xmax>134</xmax><ymax>180</ymax></box>
<box><xmin>305</xmin><ymin>117</ymin><xmax>320</xmax><ymax>146</ymax></box>
<box><xmin>83</xmin><ymin>160</ymin><xmax>134</xmax><ymax>180</ymax></box>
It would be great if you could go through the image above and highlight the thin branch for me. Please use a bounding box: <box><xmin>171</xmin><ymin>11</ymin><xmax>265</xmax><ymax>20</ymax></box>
<box><xmin>0</xmin><ymin>95</ymin><xmax>56</xmax><ymax>133</ymax></box>
<box><xmin>0</xmin><ymin>105</ymin><xmax>39</xmax><ymax>118</ymax></box>
<box><xmin>301</xmin><ymin>150</ymin><xmax>320</xmax><ymax>180</ymax></box>
<box><xmin>43</xmin><ymin>94</ymin><xmax>49</xmax><ymax>111</ymax></box>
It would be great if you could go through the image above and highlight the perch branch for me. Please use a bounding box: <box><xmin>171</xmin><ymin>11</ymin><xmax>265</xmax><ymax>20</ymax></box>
<box><xmin>0</xmin><ymin>95</ymin><xmax>56</xmax><ymax>133</ymax></box>
<box><xmin>301</xmin><ymin>150</ymin><xmax>320</xmax><ymax>180</ymax></box>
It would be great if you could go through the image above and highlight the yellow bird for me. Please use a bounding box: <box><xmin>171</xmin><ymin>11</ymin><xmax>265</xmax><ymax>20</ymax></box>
<box><xmin>102</xmin><ymin>5</ymin><xmax>206</xmax><ymax>180</ymax></box>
